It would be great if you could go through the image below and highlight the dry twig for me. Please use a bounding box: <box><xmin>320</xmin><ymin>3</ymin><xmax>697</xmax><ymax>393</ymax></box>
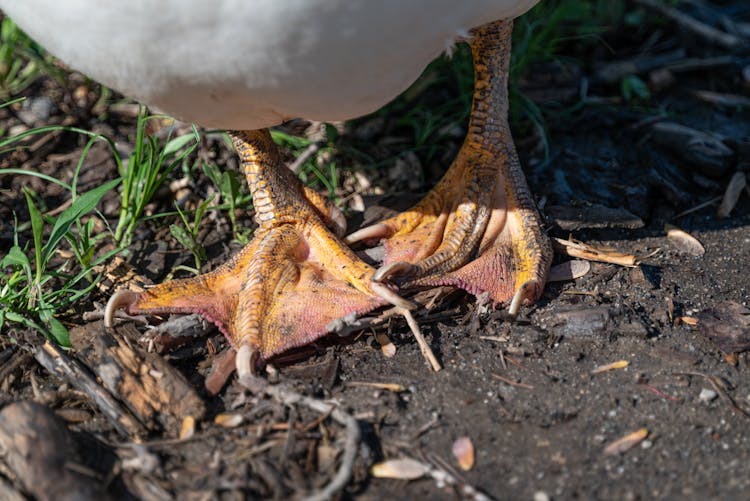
<box><xmin>635</xmin><ymin>0</ymin><xmax>743</xmax><ymax>49</ymax></box>
<box><xmin>237</xmin><ymin>377</ymin><xmax>361</xmax><ymax>501</ymax></box>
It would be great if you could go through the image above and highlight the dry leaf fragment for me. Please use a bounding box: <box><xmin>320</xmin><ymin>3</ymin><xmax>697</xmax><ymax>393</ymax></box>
<box><xmin>553</xmin><ymin>237</ymin><xmax>636</xmax><ymax>267</ymax></box>
<box><xmin>371</xmin><ymin>458</ymin><xmax>429</xmax><ymax>480</ymax></box>
<box><xmin>452</xmin><ymin>436</ymin><xmax>476</xmax><ymax>471</ymax></box>
<box><xmin>717</xmin><ymin>172</ymin><xmax>746</xmax><ymax>218</ymax></box>
<box><xmin>214</xmin><ymin>413</ymin><xmax>244</xmax><ymax>428</ymax></box>
<box><xmin>548</xmin><ymin>260</ymin><xmax>591</xmax><ymax>282</ymax></box>
<box><xmin>591</xmin><ymin>360</ymin><xmax>629</xmax><ymax>374</ymax></box>
<box><xmin>179</xmin><ymin>416</ymin><xmax>196</xmax><ymax>439</ymax></box>
<box><xmin>603</xmin><ymin>428</ymin><xmax>649</xmax><ymax>456</ymax></box>
<box><xmin>665</xmin><ymin>224</ymin><xmax>705</xmax><ymax>256</ymax></box>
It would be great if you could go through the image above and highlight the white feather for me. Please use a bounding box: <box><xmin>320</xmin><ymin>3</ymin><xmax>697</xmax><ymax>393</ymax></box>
<box><xmin>0</xmin><ymin>0</ymin><xmax>538</xmax><ymax>129</ymax></box>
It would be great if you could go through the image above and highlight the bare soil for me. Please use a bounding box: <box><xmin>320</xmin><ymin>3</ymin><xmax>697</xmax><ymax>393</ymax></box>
<box><xmin>1</xmin><ymin>3</ymin><xmax>750</xmax><ymax>500</ymax></box>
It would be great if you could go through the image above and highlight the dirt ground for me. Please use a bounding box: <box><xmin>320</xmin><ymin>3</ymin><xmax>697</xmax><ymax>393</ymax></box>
<box><xmin>1</xmin><ymin>2</ymin><xmax>750</xmax><ymax>500</ymax></box>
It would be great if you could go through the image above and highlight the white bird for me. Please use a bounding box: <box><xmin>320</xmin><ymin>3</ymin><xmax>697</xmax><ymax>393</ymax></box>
<box><xmin>2</xmin><ymin>0</ymin><xmax>551</xmax><ymax>377</ymax></box>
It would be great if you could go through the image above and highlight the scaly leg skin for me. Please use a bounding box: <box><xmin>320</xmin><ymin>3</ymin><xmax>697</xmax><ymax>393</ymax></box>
<box><xmin>106</xmin><ymin>130</ymin><xmax>411</xmax><ymax>378</ymax></box>
<box><xmin>347</xmin><ymin>19</ymin><xmax>552</xmax><ymax>313</ymax></box>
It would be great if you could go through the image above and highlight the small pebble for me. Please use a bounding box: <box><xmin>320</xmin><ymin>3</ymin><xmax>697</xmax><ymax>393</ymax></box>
<box><xmin>533</xmin><ymin>491</ymin><xmax>550</xmax><ymax>501</ymax></box>
<box><xmin>698</xmin><ymin>388</ymin><xmax>718</xmax><ymax>403</ymax></box>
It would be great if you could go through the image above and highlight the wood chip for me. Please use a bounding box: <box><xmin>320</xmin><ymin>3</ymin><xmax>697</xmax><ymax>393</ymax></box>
<box><xmin>553</xmin><ymin>237</ymin><xmax>636</xmax><ymax>267</ymax></box>
<box><xmin>717</xmin><ymin>172</ymin><xmax>746</xmax><ymax>218</ymax></box>
<box><xmin>347</xmin><ymin>381</ymin><xmax>406</xmax><ymax>393</ymax></box>
<box><xmin>375</xmin><ymin>332</ymin><xmax>396</xmax><ymax>358</ymax></box>
<box><xmin>603</xmin><ymin>428</ymin><xmax>649</xmax><ymax>456</ymax></box>
<box><xmin>214</xmin><ymin>413</ymin><xmax>244</xmax><ymax>428</ymax></box>
<box><xmin>371</xmin><ymin>458</ymin><xmax>429</xmax><ymax>480</ymax></box>
<box><xmin>548</xmin><ymin>260</ymin><xmax>591</xmax><ymax>282</ymax></box>
<box><xmin>591</xmin><ymin>360</ymin><xmax>629</xmax><ymax>374</ymax></box>
<box><xmin>679</xmin><ymin>316</ymin><xmax>700</xmax><ymax>326</ymax></box>
<box><xmin>179</xmin><ymin>416</ymin><xmax>196</xmax><ymax>440</ymax></box>
<box><xmin>665</xmin><ymin>224</ymin><xmax>705</xmax><ymax>256</ymax></box>
<box><xmin>452</xmin><ymin>436</ymin><xmax>476</xmax><ymax>471</ymax></box>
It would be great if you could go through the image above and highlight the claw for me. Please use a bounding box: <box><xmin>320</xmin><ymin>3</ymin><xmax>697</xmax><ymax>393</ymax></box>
<box><xmin>104</xmin><ymin>289</ymin><xmax>139</xmax><ymax>329</ymax></box>
<box><xmin>344</xmin><ymin>223</ymin><xmax>392</xmax><ymax>245</ymax></box>
<box><xmin>372</xmin><ymin>261</ymin><xmax>415</xmax><ymax>283</ymax></box>
<box><xmin>507</xmin><ymin>280</ymin><xmax>537</xmax><ymax>318</ymax></box>
<box><xmin>236</xmin><ymin>343</ymin><xmax>258</xmax><ymax>379</ymax></box>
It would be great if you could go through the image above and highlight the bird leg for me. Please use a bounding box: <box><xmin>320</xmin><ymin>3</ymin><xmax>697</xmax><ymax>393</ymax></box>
<box><xmin>346</xmin><ymin>19</ymin><xmax>552</xmax><ymax>312</ymax></box>
<box><xmin>107</xmin><ymin>129</ymin><xmax>411</xmax><ymax>377</ymax></box>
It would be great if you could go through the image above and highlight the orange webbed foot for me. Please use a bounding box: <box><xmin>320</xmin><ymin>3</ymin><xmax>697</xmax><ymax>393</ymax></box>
<box><xmin>106</xmin><ymin>130</ymin><xmax>409</xmax><ymax>378</ymax></box>
<box><xmin>347</xmin><ymin>20</ymin><xmax>552</xmax><ymax>311</ymax></box>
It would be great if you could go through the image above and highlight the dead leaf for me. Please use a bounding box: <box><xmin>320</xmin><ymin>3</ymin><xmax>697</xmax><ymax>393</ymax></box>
<box><xmin>371</xmin><ymin>458</ymin><xmax>429</xmax><ymax>480</ymax></box>
<box><xmin>548</xmin><ymin>260</ymin><xmax>591</xmax><ymax>282</ymax></box>
<box><xmin>452</xmin><ymin>436</ymin><xmax>475</xmax><ymax>471</ymax></box>
<box><xmin>698</xmin><ymin>301</ymin><xmax>750</xmax><ymax>353</ymax></box>
<box><xmin>717</xmin><ymin>172</ymin><xmax>746</xmax><ymax>218</ymax></box>
<box><xmin>665</xmin><ymin>224</ymin><xmax>705</xmax><ymax>256</ymax></box>
<box><xmin>603</xmin><ymin>428</ymin><xmax>649</xmax><ymax>456</ymax></box>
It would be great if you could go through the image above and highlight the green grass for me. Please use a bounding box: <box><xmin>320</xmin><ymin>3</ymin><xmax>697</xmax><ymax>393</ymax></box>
<box><xmin>113</xmin><ymin>109</ymin><xmax>201</xmax><ymax>246</ymax></box>
<box><xmin>0</xmin><ymin>120</ymin><xmax>123</xmax><ymax>344</ymax></box>
<box><xmin>0</xmin><ymin>105</ymin><xmax>207</xmax><ymax>343</ymax></box>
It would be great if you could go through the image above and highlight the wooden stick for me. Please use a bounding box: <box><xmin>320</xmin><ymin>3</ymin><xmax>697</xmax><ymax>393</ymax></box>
<box><xmin>635</xmin><ymin>0</ymin><xmax>743</xmax><ymax>49</ymax></box>
<box><xmin>400</xmin><ymin>308</ymin><xmax>442</xmax><ymax>371</ymax></box>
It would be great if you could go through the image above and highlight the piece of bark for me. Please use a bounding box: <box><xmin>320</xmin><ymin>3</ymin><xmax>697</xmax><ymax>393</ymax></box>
<box><xmin>0</xmin><ymin>401</ymin><xmax>107</xmax><ymax>501</ymax></box>
<box><xmin>70</xmin><ymin>322</ymin><xmax>205</xmax><ymax>434</ymax></box>
<box><xmin>34</xmin><ymin>341</ymin><xmax>145</xmax><ymax>437</ymax></box>
<box><xmin>650</xmin><ymin>122</ymin><xmax>734</xmax><ymax>177</ymax></box>
<box><xmin>0</xmin><ymin>477</ymin><xmax>25</xmax><ymax>501</ymax></box>
<box><xmin>205</xmin><ymin>347</ymin><xmax>237</xmax><ymax>396</ymax></box>
<box><xmin>547</xmin><ymin>204</ymin><xmax>644</xmax><ymax>231</ymax></box>
<box><xmin>639</xmin><ymin>147</ymin><xmax>694</xmax><ymax>206</ymax></box>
